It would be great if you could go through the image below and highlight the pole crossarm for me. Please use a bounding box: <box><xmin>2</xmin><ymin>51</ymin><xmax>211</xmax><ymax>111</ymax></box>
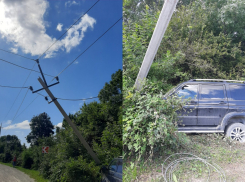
<box><xmin>38</xmin><ymin>77</ymin><xmax>101</xmax><ymax>164</ymax></box>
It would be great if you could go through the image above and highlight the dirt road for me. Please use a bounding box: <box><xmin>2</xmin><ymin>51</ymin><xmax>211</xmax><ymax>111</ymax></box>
<box><xmin>0</xmin><ymin>164</ymin><xmax>35</xmax><ymax>182</ymax></box>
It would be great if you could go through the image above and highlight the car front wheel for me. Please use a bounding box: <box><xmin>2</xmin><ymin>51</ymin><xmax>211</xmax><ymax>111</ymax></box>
<box><xmin>225</xmin><ymin>123</ymin><xmax>245</xmax><ymax>143</ymax></box>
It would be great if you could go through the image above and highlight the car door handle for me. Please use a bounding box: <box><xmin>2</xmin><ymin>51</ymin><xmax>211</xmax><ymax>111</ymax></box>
<box><xmin>219</xmin><ymin>101</ymin><xmax>227</xmax><ymax>104</ymax></box>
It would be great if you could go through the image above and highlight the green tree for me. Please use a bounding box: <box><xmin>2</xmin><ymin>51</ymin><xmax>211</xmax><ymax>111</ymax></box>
<box><xmin>0</xmin><ymin>135</ymin><xmax>22</xmax><ymax>163</ymax></box>
<box><xmin>26</xmin><ymin>112</ymin><xmax>54</xmax><ymax>146</ymax></box>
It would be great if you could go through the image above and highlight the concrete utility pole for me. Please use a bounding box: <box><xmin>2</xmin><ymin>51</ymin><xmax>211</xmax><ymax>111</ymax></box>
<box><xmin>38</xmin><ymin>77</ymin><xmax>101</xmax><ymax>165</ymax></box>
<box><xmin>134</xmin><ymin>0</ymin><xmax>179</xmax><ymax>90</ymax></box>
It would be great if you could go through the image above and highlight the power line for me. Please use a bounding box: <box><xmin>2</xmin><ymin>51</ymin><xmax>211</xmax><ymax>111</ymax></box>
<box><xmin>14</xmin><ymin>95</ymin><xmax>39</xmax><ymax>121</ymax></box>
<box><xmin>4</xmin><ymin>62</ymin><xmax>37</xmax><ymax>120</ymax></box>
<box><xmin>36</xmin><ymin>92</ymin><xmax>47</xmax><ymax>98</ymax></box>
<box><xmin>0</xmin><ymin>58</ymin><xmax>54</xmax><ymax>77</ymax></box>
<box><xmin>36</xmin><ymin>92</ymin><xmax>98</xmax><ymax>101</ymax></box>
<box><xmin>0</xmin><ymin>48</ymin><xmax>35</xmax><ymax>61</ymax></box>
<box><xmin>38</xmin><ymin>0</ymin><xmax>100</xmax><ymax>60</ymax></box>
<box><xmin>12</xmin><ymin>89</ymin><xmax>29</xmax><ymax>121</ymax></box>
<box><xmin>52</xmin><ymin>16</ymin><xmax>123</xmax><ymax>81</ymax></box>
<box><xmin>0</xmin><ymin>85</ymin><xmax>29</xmax><ymax>89</ymax></box>
<box><xmin>57</xmin><ymin>96</ymin><xmax>98</xmax><ymax>101</ymax></box>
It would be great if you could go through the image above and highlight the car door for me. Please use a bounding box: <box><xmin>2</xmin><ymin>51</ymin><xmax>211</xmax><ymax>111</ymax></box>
<box><xmin>197</xmin><ymin>84</ymin><xmax>228</xmax><ymax>125</ymax></box>
<box><xmin>107</xmin><ymin>159</ymin><xmax>122</xmax><ymax>182</ymax></box>
<box><xmin>175</xmin><ymin>84</ymin><xmax>199</xmax><ymax>126</ymax></box>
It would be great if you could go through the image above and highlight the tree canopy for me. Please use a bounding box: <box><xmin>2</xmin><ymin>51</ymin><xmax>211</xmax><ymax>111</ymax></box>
<box><xmin>26</xmin><ymin>112</ymin><xmax>54</xmax><ymax>146</ymax></box>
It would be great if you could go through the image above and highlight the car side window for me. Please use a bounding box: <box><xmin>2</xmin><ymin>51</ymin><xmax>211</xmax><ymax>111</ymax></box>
<box><xmin>108</xmin><ymin>160</ymin><xmax>117</xmax><ymax>172</ymax></box>
<box><xmin>200</xmin><ymin>85</ymin><xmax>225</xmax><ymax>99</ymax></box>
<box><xmin>229</xmin><ymin>85</ymin><xmax>245</xmax><ymax>100</ymax></box>
<box><xmin>117</xmin><ymin>160</ymin><xmax>122</xmax><ymax>173</ymax></box>
<box><xmin>176</xmin><ymin>84</ymin><xmax>198</xmax><ymax>99</ymax></box>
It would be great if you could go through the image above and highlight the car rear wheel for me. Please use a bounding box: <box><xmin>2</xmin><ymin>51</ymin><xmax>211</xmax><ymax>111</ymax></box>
<box><xmin>225</xmin><ymin>123</ymin><xmax>245</xmax><ymax>143</ymax></box>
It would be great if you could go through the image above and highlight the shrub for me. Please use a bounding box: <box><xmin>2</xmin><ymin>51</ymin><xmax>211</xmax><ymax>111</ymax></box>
<box><xmin>4</xmin><ymin>150</ymin><xmax>12</xmax><ymax>163</ymax></box>
<box><xmin>21</xmin><ymin>149</ymin><xmax>33</xmax><ymax>169</ymax></box>
<box><xmin>123</xmin><ymin>81</ymin><xmax>188</xmax><ymax>159</ymax></box>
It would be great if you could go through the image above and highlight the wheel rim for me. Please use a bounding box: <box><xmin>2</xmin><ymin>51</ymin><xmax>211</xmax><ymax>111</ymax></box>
<box><xmin>230</xmin><ymin>127</ymin><xmax>245</xmax><ymax>142</ymax></box>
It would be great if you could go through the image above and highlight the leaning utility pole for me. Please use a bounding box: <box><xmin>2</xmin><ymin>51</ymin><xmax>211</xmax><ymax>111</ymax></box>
<box><xmin>30</xmin><ymin>59</ymin><xmax>100</xmax><ymax>164</ymax></box>
<box><xmin>134</xmin><ymin>0</ymin><xmax>179</xmax><ymax>90</ymax></box>
<box><xmin>37</xmin><ymin>77</ymin><xmax>101</xmax><ymax>165</ymax></box>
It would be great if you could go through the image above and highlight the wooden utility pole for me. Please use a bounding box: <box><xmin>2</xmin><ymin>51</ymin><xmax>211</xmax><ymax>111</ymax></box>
<box><xmin>134</xmin><ymin>0</ymin><xmax>179</xmax><ymax>90</ymax></box>
<box><xmin>38</xmin><ymin>77</ymin><xmax>101</xmax><ymax>165</ymax></box>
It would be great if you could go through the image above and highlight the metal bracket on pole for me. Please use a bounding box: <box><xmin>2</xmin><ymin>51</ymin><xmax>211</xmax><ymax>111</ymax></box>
<box><xmin>31</xmin><ymin>81</ymin><xmax>59</xmax><ymax>93</ymax></box>
<box><xmin>48</xmin><ymin>98</ymin><xmax>57</xmax><ymax>104</ymax></box>
<box><xmin>30</xmin><ymin>59</ymin><xmax>60</xmax><ymax>93</ymax></box>
<box><xmin>38</xmin><ymin>77</ymin><xmax>101</xmax><ymax>165</ymax></box>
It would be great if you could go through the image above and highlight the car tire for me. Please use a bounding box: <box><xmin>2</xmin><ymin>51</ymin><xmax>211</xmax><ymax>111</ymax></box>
<box><xmin>225</xmin><ymin>123</ymin><xmax>245</xmax><ymax>143</ymax></box>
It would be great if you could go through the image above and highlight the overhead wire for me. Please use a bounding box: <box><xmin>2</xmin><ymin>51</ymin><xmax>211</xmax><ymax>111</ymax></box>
<box><xmin>57</xmin><ymin>96</ymin><xmax>98</xmax><ymax>101</ymax></box>
<box><xmin>35</xmin><ymin>91</ymin><xmax>98</xmax><ymax>101</ymax></box>
<box><xmin>38</xmin><ymin>0</ymin><xmax>100</xmax><ymax>60</ymax></box>
<box><xmin>13</xmin><ymin>95</ymin><xmax>39</xmax><ymax>122</ymax></box>
<box><xmin>0</xmin><ymin>58</ymin><xmax>54</xmax><ymax>77</ymax></box>
<box><xmin>12</xmin><ymin>89</ymin><xmax>29</xmax><ymax>121</ymax></box>
<box><xmin>0</xmin><ymin>85</ymin><xmax>29</xmax><ymax>89</ymax></box>
<box><xmin>36</xmin><ymin>92</ymin><xmax>47</xmax><ymax>98</ymax></box>
<box><xmin>4</xmin><ymin>62</ymin><xmax>36</xmax><ymax>120</ymax></box>
<box><xmin>0</xmin><ymin>48</ymin><xmax>35</xmax><ymax>61</ymax></box>
<box><xmin>51</xmin><ymin>16</ymin><xmax>123</xmax><ymax>81</ymax></box>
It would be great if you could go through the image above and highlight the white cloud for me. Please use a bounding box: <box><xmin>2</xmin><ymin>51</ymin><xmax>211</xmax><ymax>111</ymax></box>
<box><xmin>55</xmin><ymin>122</ymin><xmax>62</xmax><ymax>128</ymax></box>
<box><xmin>3</xmin><ymin>120</ymin><xmax>30</xmax><ymax>130</ymax></box>
<box><xmin>56</xmin><ymin>23</ymin><xmax>63</xmax><ymax>31</ymax></box>
<box><xmin>10</xmin><ymin>47</ymin><xmax>18</xmax><ymax>53</ymax></box>
<box><xmin>5</xmin><ymin>120</ymin><xmax>12</xmax><ymax>125</ymax></box>
<box><xmin>65</xmin><ymin>1</ymin><xmax>80</xmax><ymax>7</ymax></box>
<box><xmin>0</xmin><ymin>0</ymin><xmax>96</xmax><ymax>58</ymax></box>
<box><xmin>74</xmin><ymin>61</ymin><xmax>78</xmax><ymax>64</ymax></box>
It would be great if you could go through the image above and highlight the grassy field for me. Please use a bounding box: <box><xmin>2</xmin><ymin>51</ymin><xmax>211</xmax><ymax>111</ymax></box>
<box><xmin>124</xmin><ymin>133</ymin><xmax>245</xmax><ymax>182</ymax></box>
<box><xmin>0</xmin><ymin>162</ymin><xmax>48</xmax><ymax>182</ymax></box>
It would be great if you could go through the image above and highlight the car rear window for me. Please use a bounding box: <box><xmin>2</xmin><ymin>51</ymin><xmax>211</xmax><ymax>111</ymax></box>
<box><xmin>200</xmin><ymin>85</ymin><xmax>225</xmax><ymax>99</ymax></box>
<box><xmin>229</xmin><ymin>85</ymin><xmax>245</xmax><ymax>100</ymax></box>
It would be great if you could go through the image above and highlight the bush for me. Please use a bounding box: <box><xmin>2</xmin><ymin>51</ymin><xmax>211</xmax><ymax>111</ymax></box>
<box><xmin>4</xmin><ymin>150</ymin><xmax>12</xmax><ymax>163</ymax></box>
<box><xmin>21</xmin><ymin>149</ymin><xmax>33</xmax><ymax>169</ymax></box>
<box><xmin>123</xmin><ymin>81</ymin><xmax>188</xmax><ymax>159</ymax></box>
<box><xmin>60</xmin><ymin>156</ymin><xmax>100</xmax><ymax>182</ymax></box>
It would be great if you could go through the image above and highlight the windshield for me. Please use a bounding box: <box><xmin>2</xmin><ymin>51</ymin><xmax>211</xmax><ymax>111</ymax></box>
<box><xmin>164</xmin><ymin>83</ymin><xmax>183</xmax><ymax>98</ymax></box>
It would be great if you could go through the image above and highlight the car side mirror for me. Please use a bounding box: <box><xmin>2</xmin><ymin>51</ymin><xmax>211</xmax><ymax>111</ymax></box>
<box><xmin>100</xmin><ymin>165</ymin><xmax>108</xmax><ymax>173</ymax></box>
<box><xmin>182</xmin><ymin>85</ymin><xmax>188</xmax><ymax>90</ymax></box>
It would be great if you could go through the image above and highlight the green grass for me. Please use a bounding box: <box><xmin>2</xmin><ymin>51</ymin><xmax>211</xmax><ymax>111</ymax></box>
<box><xmin>124</xmin><ymin>133</ymin><xmax>245</xmax><ymax>182</ymax></box>
<box><xmin>0</xmin><ymin>162</ymin><xmax>48</xmax><ymax>182</ymax></box>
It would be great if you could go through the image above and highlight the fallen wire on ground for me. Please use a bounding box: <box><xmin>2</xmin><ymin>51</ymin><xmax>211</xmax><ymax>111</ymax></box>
<box><xmin>162</xmin><ymin>153</ymin><xmax>226</xmax><ymax>182</ymax></box>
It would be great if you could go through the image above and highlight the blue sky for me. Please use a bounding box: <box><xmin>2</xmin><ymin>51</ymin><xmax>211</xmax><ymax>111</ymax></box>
<box><xmin>0</xmin><ymin>0</ymin><xmax>122</xmax><ymax>146</ymax></box>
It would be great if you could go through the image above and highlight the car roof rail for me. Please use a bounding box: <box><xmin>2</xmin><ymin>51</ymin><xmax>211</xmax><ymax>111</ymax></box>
<box><xmin>190</xmin><ymin>79</ymin><xmax>245</xmax><ymax>83</ymax></box>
